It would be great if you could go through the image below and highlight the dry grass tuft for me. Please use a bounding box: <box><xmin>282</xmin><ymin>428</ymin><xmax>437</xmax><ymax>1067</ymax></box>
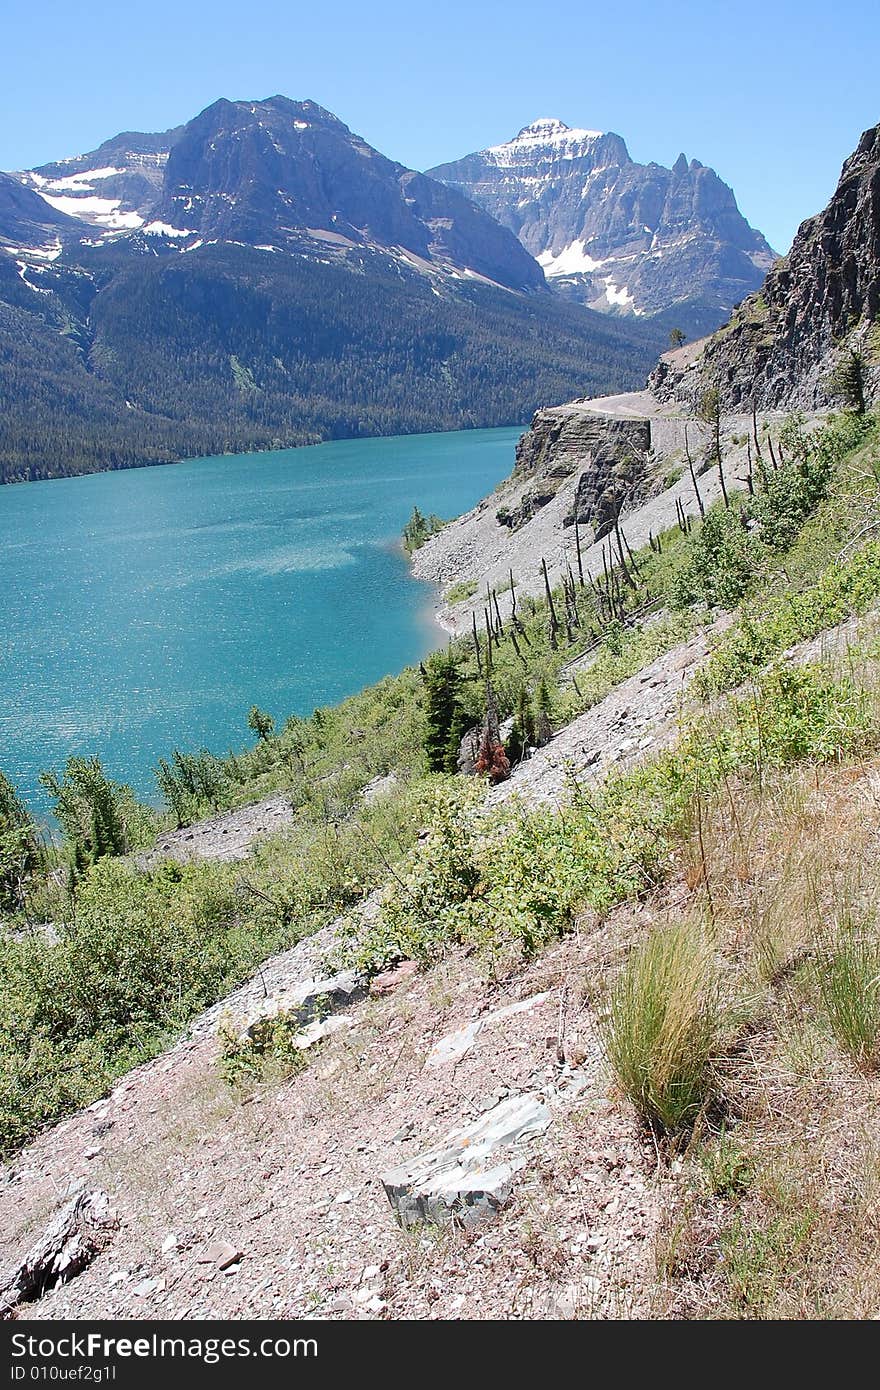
<box><xmin>602</xmin><ymin>919</ymin><xmax>727</xmax><ymax>1134</ymax></box>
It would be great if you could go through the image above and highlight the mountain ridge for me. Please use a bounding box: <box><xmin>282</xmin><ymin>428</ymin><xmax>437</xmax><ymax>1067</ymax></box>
<box><xmin>0</xmin><ymin>96</ymin><xmax>674</xmax><ymax>482</ymax></box>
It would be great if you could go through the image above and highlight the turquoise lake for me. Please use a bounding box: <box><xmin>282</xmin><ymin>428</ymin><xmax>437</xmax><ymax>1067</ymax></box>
<box><xmin>0</xmin><ymin>427</ymin><xmax>519</xmax><ymax>818</ymax></box>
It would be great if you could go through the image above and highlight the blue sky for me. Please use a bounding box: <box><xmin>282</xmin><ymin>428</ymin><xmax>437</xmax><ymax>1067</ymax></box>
<box><xmin>3</xmin><ymin>0</ymin><xmax>878</xmax><ymax>252</ymax></box>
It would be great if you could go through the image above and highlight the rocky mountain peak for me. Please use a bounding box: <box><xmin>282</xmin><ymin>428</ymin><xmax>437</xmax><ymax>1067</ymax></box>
<box><xmin>150</xmin><ymin>96</ymin><xmax>546</xmax><ymax>290</ymax></box>
<box><xmin>505</xmin><ymin>117</ymin><xmax>604</xmax><ymax>146</ymax></box>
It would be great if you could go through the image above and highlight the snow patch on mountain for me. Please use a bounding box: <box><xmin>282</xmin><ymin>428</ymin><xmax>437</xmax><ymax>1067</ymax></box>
<box><xmin>28</xmin><ymin>167</ymin><xmax>125</xmax><ymax>193</ymax></box>
<box><xmin>537</xmin><ymin>239</ymin><xmax>606</xmax><ymax>277</ymax></box>
<box><xmin>487</xmin><ymin>118</ymin><xmax>603</xmax><ymax>164</ymax></box>
<box><xmin>604</xmin><ymin>279</ymin><xmax>634</xmax><ymax>308</ymax></box>
<box><xmin>142</xmin><ymin>221</ymin><xmax>195</xmax><ymax>238</ymax></box>
<box><xmin>7</xmin><ymin>238</ymin><xmax>63</xmax><ymax>262</ymax></box>
<box><xmin>36</xmin><ymin>193</ymin><xmax>144</xmax><ymax>229</ymax></box>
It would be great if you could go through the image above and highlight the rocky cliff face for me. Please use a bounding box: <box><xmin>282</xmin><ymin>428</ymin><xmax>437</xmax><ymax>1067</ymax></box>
<box><xmin>429</xmin><ymin>119</ymin><xmax>775</xmax><ymax>337</ymax></box>
<box><xmin>504</xmin><ymin>407</ymin><xmax>653</xmax><ymax>538</ymax></box>
<box><xmin>650</xmin><ymin>123</ymin><xmax>880</xmax><ymax>410</ymax></box>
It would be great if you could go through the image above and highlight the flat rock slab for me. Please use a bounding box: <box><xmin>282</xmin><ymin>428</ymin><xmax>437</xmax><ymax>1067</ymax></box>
<box><xmin>1</xmin><ymin>1189</ymin><xmax>118</xmax><ymax>1317</ymax></box>
<box><xmin>425</xmin><ymin>991</ymin><xmax>551</xmax><ymax>1068</ymax></box>
<box><xmin>139</xmin><ymin>793</ymin><xmax>296</xmax><ymax>867</ymax></box>
<box><xmin>382</xmin><ymin>1091</ymin><xmax>551</xmax><ymax>1228</ymax></box>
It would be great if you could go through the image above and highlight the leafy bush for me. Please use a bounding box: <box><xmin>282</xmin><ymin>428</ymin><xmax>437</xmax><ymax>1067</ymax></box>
<box><xmin>698</xmin><ymin>541</ymin><xmax>880</xmax><ymax>696</ymax></box>
<box><xmin>674</xmin><ymin>504</ymin><xmax>760</xmax><ymax>610</ymax></box>
<box><xmin>601</xmin><ymin>920</ymin><xmax>724</xmax><ymax>1132</ymax></box>
<box><xmin>346</xmin><ymin>665</ymin><xmax>877</xmax><ymax>975</ymax></box>
<box><xmin>40</xmin><ymin>756</ymin><xmax>157</xmax><ymax>869</ymax></box>
<box><xmin>0</xmin><ymin>770</ymin><xmax>44</xmax><ymax>913</ymax></box>
<box><xmin>217</xmin><ymin>1013</ymin><xmax>309</xmax><ymax>1087</ymax></box>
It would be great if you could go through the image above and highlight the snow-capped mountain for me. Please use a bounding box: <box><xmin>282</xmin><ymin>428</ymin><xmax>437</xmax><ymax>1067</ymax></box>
<box><xmin>429</xmin><ymin>119</ymin><xmax>776</xmax><ymax>336</ymax></box>
<box><xmin>10</xmin><ymin>98</ymin><xmax>544</xmax><ymax>293</ymax></box>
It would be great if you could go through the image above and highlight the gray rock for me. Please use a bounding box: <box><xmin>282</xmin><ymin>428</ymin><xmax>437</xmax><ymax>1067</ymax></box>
<box><xmin>381</xmin><ymin>1091</ymin><xmax>551</xmax><ymax>1228</ymax></box>
<box><xmin>650</xmin><ymin>122</ymin><xmax>880</xmax><ymax>412</ymax></box>
<box><xmin>457</xmin><ymin>727</ymin><xmax>480</xmax><ymax>776</ymax></box>
<box><xmin>0</xmin><ymin>1189</ymin><xmax>119</xmax><ymax>1316</ymax></box>
<box><xmin>429</xmin><ymin>120</ymin><xmax>773</xmax><ymax>337</ymax></box>
<box><xmin>425</xmin><ymin>991</ymin><xmax>551</xmax><ymax>1068</ymax></box>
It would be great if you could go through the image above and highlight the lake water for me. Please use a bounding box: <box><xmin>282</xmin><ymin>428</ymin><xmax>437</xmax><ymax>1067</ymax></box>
<box><xmin>0</xmin><ymin>427</ymin><xmax>519</xmax><ymax>817</ymax></box>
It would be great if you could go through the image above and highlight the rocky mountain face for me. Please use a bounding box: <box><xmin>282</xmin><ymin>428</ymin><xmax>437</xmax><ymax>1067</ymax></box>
<box><xmin>152</xmin><ymin>97</ymin><xmax>544</xmax><ymax>291</ymax></box>
<box><xmin>429</xmin><ymin>119</ymin><xmax>776</xmax><ymax>338</ymax></box>
<box><xmin>650</xmin><ymin>122</ymin><xmax>880</xmax><ymax>410</ymax></box>
<box><xmin>0</xmin><ymin>98</ymin><xmax>667</xmax><ymax>482</ymax></box>
<box><xmin>502</xmin><ymin>407</ymin><xmax>653</xmax><ymax>538</ymax></box>
<box><xmin>15</xmin><ymin>128</ymin><xmax>182</xmax><ymax>232</ymax></box>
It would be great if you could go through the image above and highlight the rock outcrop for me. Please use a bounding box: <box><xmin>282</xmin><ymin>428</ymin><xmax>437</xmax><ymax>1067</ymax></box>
<box><xmin>650</xmin><ymin>123</ymin><xmax>880</xmax><ymax>410</ymax></box>
<box><xmin>0</xmin><ymin>1189</ymin><xmax>118</xmax><ymax>1317</ymax></box>
<box><xmin>505</xmin><ymin>407</ymin><xmax>653</xmax><ymax>539</ymax></box>
<box><xmin>429</xmin><ymin>118</ymin><xmax>775</xmax><ymax>336</ymax></box>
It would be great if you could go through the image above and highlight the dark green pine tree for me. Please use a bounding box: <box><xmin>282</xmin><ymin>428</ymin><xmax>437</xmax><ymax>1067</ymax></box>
<box><xmin>829</xmin><ymin>347</ymin><xmax>867</xmax><ymax>416</ymax></box>
<box><xmin>422</xmin><ymin>650</ymin><xmax>466</xmax><ymax>773</ymax></box>
<box><xmin>535</xmin><ymin>677</ymin><xmax>554</xmax><ymax>747</ymax></box>
<box><xmin>508</xmin><ymin>683</ymin><xmax>537</xmax><ymax>764</ymax></box>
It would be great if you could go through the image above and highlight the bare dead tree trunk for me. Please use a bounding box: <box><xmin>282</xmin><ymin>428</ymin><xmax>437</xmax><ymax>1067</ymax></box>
<box><xmin>471</xmin><ymin>610</ymin><xmax>482</xmax><ymax>676</ymax></box>
<box><xmin>751</xmin><ymin>400</ymin><xmax>763</xmax><ymax>464</ymax></box>
<box><xmin>685</xmin><ymin>424</ymin><xmax>705</xmax><ymax>517</ymax></box>
<box><xmin>613</xmin><ymin>508</ymin><xmax>637</xmax><ymax>589</ymax></box>
<box><xmin>542</xmin><ymin>557</ymin><xmax>559</xmax><ymax>649</ymax></box>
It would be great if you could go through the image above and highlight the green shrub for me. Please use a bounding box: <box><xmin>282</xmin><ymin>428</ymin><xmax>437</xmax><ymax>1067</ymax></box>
<box><xmin>751</xmin><ymin>414</ymin><xmax>835</xmax><ymax>550</ymax></box>
<box><xmin>217</xmin><ymin>1013</ymin><xmax>310</xmax><ymax>1087</ymax></box>
<box><xmin>40</xmin><ymin>756</ymin><xmax>158</xmax><ymax>869</ymax></box>
<box><xmin>346</xmin><ymin>665</ymin><xmax>877</xmax><ymax>976</ymax></box>
<box><xmin>402</xmin><ymin>506</ymin><xmax>444</xmax><ymax>554</ymax></box>
<box><xmin>445</xmin><ymin>579</ymin><xmax>478</xmax><ymax>604</ymax></box>
<box><xmin>0</xmin><ymin>770</ymin><xmax>44</xmax><ymax>913</ymax></box>
<box><xmin>674</xmin><ymin>504</ymin><xmax>760</xmax><ymax>610</ymax></box>
<box><xmin>698</xmin><ymin>542</ymin><xmax>880</xmax><ymax>696</ymax></box>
